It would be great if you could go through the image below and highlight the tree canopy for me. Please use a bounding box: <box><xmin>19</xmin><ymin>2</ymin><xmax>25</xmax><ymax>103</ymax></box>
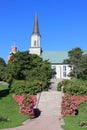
<box><xmin>4</xmin><ymin>51</ymin><xmax>54</xmax><ymax>94</ymax></box>
<box><xmin>0</xmin><ymin>57</ymin><xmax>6</xmax><ymax>80</ymax></box>
<box><xmin>63</xmin><ymin>47</ymin><xmax>87</xmax><ymax>79</ymax></box>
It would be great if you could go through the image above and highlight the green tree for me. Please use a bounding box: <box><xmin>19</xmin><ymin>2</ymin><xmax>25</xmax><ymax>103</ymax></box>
<box><xmin>63</xmin><ymin>47</ymin><xmax>86</xmax><ymax>79</ymax></box>
<box><xmin>69</xmin><ymin>47</ymin><xmax>83</xmax><ymax>78</ymax></box>
<box><xmin>79</xmin><ymin>54</ymin><xmax>87</xmax><ymax>79</ymax></box>
<box><xmin>4</xmin><ymin>64</ymin><xmax>14</xmax><ymax>87</ymax></box>
<box><xmin>5</xmin><ymin>51</ymin><xmax>54</xmax><ymax>94</ymax></box>
<box><xmin>0</xmin><ymin>57</ymin><xmax>6</xmax><ymax>81</ymax></box>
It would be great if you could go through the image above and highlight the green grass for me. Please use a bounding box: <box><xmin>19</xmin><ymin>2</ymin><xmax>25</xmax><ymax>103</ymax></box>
<box><xmin>0</xmin><ymin>84</ymin><xmax>8</xmax><ymax>90</ymax></box>
<box><xmin>0</xmin><ymin>84</ymin><xmax>29</xmax><ymax>129</ymax></box>
<box><xmin>62</xmin><ymin>102</ymin><xmax>87</xmax><ymax>130</ymax></box>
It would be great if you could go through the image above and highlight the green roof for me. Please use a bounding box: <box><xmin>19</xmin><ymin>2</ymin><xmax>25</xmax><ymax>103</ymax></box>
<box><xmin>41</xmin><ymin>51</ymin><xmax>68</xmax><ymax>63</ymax></box>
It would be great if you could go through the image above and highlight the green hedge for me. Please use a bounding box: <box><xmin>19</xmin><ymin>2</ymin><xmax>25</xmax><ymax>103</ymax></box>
<box><xmin>57</xmin><ymin>79</ymin><xmax>87</xmax><ymax>95</ymax></box>
<box><xmin>10</xmin><ymin>80</ymin><xmax>48</xmax><ymax>95</ymax></box>
<box><xmin>57</xmin><ymin>79</ymin><xmax>72</xmax><ymax>91</ymax></box>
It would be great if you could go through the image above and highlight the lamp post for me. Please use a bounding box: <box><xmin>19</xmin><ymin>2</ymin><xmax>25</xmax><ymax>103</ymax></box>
<box><xmin>36</xmin><ymin>81</ymin><xmax>42</xmax><ymax>108</ymax></box>
<box><xmin>61</xmin><ymin>84</ymin><xmax>64</xmax><ymax>97</ymax></box>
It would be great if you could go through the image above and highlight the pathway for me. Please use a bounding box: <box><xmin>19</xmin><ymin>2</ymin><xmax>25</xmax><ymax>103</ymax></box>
<box><xmin>3</xmin><ymin>79</ymin><xmax>64</xmax><ymax>130</ymax></box>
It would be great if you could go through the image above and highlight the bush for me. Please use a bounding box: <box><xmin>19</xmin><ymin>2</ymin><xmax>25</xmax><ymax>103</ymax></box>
<box><xmin>57</xmin><ymin>79</ymin><xmax>87</xmax><ymax>96</ymax></box>
<box><xmin>57</xmin><ymin>79</ymin><xmax>72</xmax><ymax>91</ymax></box>
<box><xmin>13</xmin><ymin>94</ymin><xmax>37</xmax><ymax>118</ymax></box>
<box><xmin>10</xmin><ymin>80</ymin><xmax>48</xmax><ymax>95</ymax></box>
<box><xmin>61</xmin><ymin>94</ymin><xmax>87</xmax><ymax>117</ymax></box>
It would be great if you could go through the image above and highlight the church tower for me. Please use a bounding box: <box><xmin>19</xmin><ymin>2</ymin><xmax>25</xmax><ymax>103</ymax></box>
<box><xmin>29</xmin><ymin>14</ymin><xmax>42</xmax><ymax>56</ymax></box>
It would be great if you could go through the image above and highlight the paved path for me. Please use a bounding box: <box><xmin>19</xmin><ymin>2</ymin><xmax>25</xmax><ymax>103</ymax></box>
<box><xmin>3</xmin><ymin>79</ymin><xmax>64</xmax><ymax>130</ymax></box>
<box><xmin>37</xmin><ymin>91</ymin><xmax>61</xmax><ymax>117</ymax></box>
<box><xmin>3</xmin><ymin>116</ymin><xmax>63</xmax><ymax>130</ymax></box>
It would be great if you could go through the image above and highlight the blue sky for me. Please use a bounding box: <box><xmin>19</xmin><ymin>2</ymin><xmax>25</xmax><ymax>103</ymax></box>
<box><xmin>0</xmin><ymin>0</ymin><xmax>87</xmax><ymax>62</ymax></box>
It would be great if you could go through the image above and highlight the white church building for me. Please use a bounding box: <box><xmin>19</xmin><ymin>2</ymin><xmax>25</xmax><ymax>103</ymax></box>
<box><xmin>29</xmin><ymin>15</ymin><xmax>71</xmax><ymax>79</ymax></box>
<box><xmin>8</xmin><ymin>15</ymin><xmax>71</xmax><ymax>80</ymax></box>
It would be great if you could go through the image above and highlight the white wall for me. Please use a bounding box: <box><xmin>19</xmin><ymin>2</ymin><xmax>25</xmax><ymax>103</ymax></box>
<box><xmin>31</xmin><ymin>35</ymin><xmax>40</xmax><ymax>47</ymax></box>
<box><xmin>52</xmin><ymin>64</ymin><xmax>71</xmax><ymax>79</ymax></box>
<box><xmin>29</xmin><ymin>47</ymin><xmax>41</xmax><ymax>56</ymax></box>
<box><xmin>29</xmin><ymin>34</ymin><xmax>41</xmax><ymax>56</ymax></box>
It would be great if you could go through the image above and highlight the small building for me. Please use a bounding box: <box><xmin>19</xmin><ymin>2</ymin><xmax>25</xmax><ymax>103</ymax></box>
<box><xmin>41</xmin><ymin>51</ymin><xmax>71</xmax><ymax>79</ymax></box>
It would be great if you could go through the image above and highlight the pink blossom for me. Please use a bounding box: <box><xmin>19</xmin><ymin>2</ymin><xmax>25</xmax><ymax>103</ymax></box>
<box><xmin>61</xmin><ymin>94</ymin><xmax>87</xmax><ymax>117</ymax></box>
<box><xmin>13</xmin><ymin>94</ymin><xmax>37</xmax><ymax>118</ymax></box>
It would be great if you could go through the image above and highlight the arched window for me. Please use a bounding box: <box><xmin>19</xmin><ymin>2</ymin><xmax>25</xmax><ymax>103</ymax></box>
<box><xmin>34</xmin><ymin>40</ymin><xmax>36</xmax><ymax>46</ymax></box>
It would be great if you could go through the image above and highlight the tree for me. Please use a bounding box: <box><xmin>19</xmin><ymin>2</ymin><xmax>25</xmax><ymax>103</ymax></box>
<box><xmin>63</xmin><ymin>47</ymin><xmax>87</xmax><ymax>79</ymax></box>
<box><xmin>0</xmin><ymin>57</ymin><xmax>6</xmax><ymax>80</ymax></box>
<box><xmin>79</xmin><ymin>54</ymin><xmax>87</xmax><ymax>79</ymax></box>
<box><xmin>5</xmin><ymin>51</ymin><xmax>54</xmax><ymax>94</ymax></box>
<box><xmin>68</xmin><ymin>47</ymin><xmax>83</xmax><ymax>78</ymax></box>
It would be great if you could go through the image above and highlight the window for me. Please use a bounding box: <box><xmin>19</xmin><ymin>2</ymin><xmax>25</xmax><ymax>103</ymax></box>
<box><xmin>37</xmin><ymin>40</ymin><xmax>39</xmax><ymax>47</ymax></box>
<box><xmin>63</xmin><ymin>66</ymin><xmax>66</xmax><ymax>71</ymax></box>
<box><xmin>63</xmin><ymin>72</ymin><xmax>66</xmax><ymax>77</ymax></box>
<box><xmin>52</xmin><ymin>66</ymin><xmax>56</xmax><ymax>79</ymax></box>
<box><xmin>63</xmin><ymin>66</ymin><xmax>67</xmax><ymax>77</ymax></box>
<box><xmin>34</xmin><ymin>40</ymin><xmax>36</xmax><ymax>46</ymax></box>
<box><xmin>52</xmin><ymin>66</ymin><xmax>56</xmax><ymax>72</ymax></box>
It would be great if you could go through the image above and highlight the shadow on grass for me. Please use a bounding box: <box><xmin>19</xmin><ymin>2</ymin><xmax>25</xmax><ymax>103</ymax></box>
<box><xmin>34</xmin><ymin>108</ymin><xmax>41</xmax><ymax>118</ymax></box>
<box><xmin>0</xmin><ymin>117</ymin><xmax>10</xmax><ymax>122</ymax></box>
<box><xmin>0</xmin><ymin>89</ymin><xmax>9</xmax><ymax>98</ymax></box>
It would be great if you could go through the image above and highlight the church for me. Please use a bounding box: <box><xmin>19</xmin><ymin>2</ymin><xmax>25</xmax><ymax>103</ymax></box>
<box><xmin>8</xmin><ymin>14</ymin><xmax>71</xmax><ymax>80</ymax></box>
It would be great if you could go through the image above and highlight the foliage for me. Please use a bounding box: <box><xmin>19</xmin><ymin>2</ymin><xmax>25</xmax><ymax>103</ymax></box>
<box><xmin>10</xmin><ymin>79</ymin><xmax>48</xmax><ymax>95</ymax></box>
<box><xmin>62</xmin><ymin>102</ymin><xmax>87</xmax><ymax>130</ymax></box>
<box><xmin>57</xmin><ymin>79</ymin><xmax>71</xmax><ymax>91</ymax></box>
<box><xmin>61</xmin><ymin>94</ymin><xmax>87</xmax><ymax>117</ymax></box>
<box><xmin>0</xmin><ymin>57</ymin><xmax>6</xmax><ymax>81</ymax></box>
<box><xmin>13</xmin><ymin>94</ymin><xmax>37</xmax><ymax>118</ymax></box>
<box><xmin>57</xmin><ymin>79</ymin><xmax>87</xmax><ymax>95</ymax></box>
<box><xmin>4</xmin><ymin>64</ymin><xmax>14</xmax><ymax>85</ymax></box>
<box><xmin>4</xmin><ymin>51</ymin><xmax>54</xmax><ymax>94</ymax></box>
<box><xmin>63</xmin><ymin>47</ymin><xmax>83</xmax><ymax>65</ymax></box>
<box><xmin>79</xmin><ymin>54</ymin><xmax>87</xmax><ymax>79</ymax></box>
<box><xmin>63</xmin><ymin>47</ymin><xmax>87</xmax><ymax>79</ymax></box>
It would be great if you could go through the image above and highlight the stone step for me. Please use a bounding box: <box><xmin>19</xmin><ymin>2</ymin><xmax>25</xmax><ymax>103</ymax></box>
<box><xmin>36</xmin><ymin>91</ymin><xmax>62</xmax><ymax>116</ymax></box>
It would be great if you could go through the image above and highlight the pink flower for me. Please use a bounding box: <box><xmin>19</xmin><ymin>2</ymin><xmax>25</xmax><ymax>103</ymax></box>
<box><xmin>13</xmin><ymin>94</ymin><xmax>37</xmax><ymax>118</ymax></box>
<box><xmin>61</xmin><ymin>94</ymin><xmax>87</xmax><ymax>117</ymax></box>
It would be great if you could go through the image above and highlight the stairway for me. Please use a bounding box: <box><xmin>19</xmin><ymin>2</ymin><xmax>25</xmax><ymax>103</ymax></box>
<box><xmin>36</xmin><ymin>91</ymin><xmax>62</xmax><ymax>117</ymax></box>
<box><xmin>49</xmin><ymin>78</ymin><xmax>63</xmax><ymax>91</ymax></box>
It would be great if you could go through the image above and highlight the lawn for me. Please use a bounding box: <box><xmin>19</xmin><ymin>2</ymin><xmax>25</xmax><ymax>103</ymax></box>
<box><xmin>0</xmin><ymin>84</ymin><xmax>29</xmax><ymax>129</ymax></box>
<box><xmin>0</xmin><ymin>83</ymin><xmax>8</xmax><ymax>90</ymax></box>
<box><xmin>62</xmin><ymin>102</ymin><xmax>87</xmax><ymax>130</ymax></box>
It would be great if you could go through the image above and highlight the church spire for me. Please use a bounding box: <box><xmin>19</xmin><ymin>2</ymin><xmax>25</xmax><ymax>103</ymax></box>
<box><xmin>32</xmin><ymin>14</ymin><xmax>40</xmax><ymax>36</ymax></box>
<box><xmin>29</xmin><ymin>13</ymin><xmax>42</xmax><ymax>56</ymax></box>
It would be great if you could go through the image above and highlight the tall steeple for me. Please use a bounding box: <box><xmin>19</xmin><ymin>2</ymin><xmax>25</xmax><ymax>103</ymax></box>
<box><xmin>29</xmin><ymin>14</ymin><xmax>42</xmax><ymax>56</ymax></box>
<box><xmin>32</xmin><ymin>14</ymin><xmax>40</xmax><ymax>36</ymax></box>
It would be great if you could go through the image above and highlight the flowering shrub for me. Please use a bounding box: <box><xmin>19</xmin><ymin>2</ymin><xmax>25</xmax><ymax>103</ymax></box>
<box><xmin>13</xmin><ymin>94</ymin><xmax>37</xmax><ymax>118</ymax></box>
<box><xmin>61</xmin><ymin>94</ymin><xmax>87</xmax><ymax>117</ymax></box>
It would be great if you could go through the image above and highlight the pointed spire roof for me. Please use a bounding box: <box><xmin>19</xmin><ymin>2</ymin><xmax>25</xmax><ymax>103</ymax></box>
<box><xmin>32</xmin><ymin>14</ymin><xmax>40</xmax><ymax>36</ymax></box>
